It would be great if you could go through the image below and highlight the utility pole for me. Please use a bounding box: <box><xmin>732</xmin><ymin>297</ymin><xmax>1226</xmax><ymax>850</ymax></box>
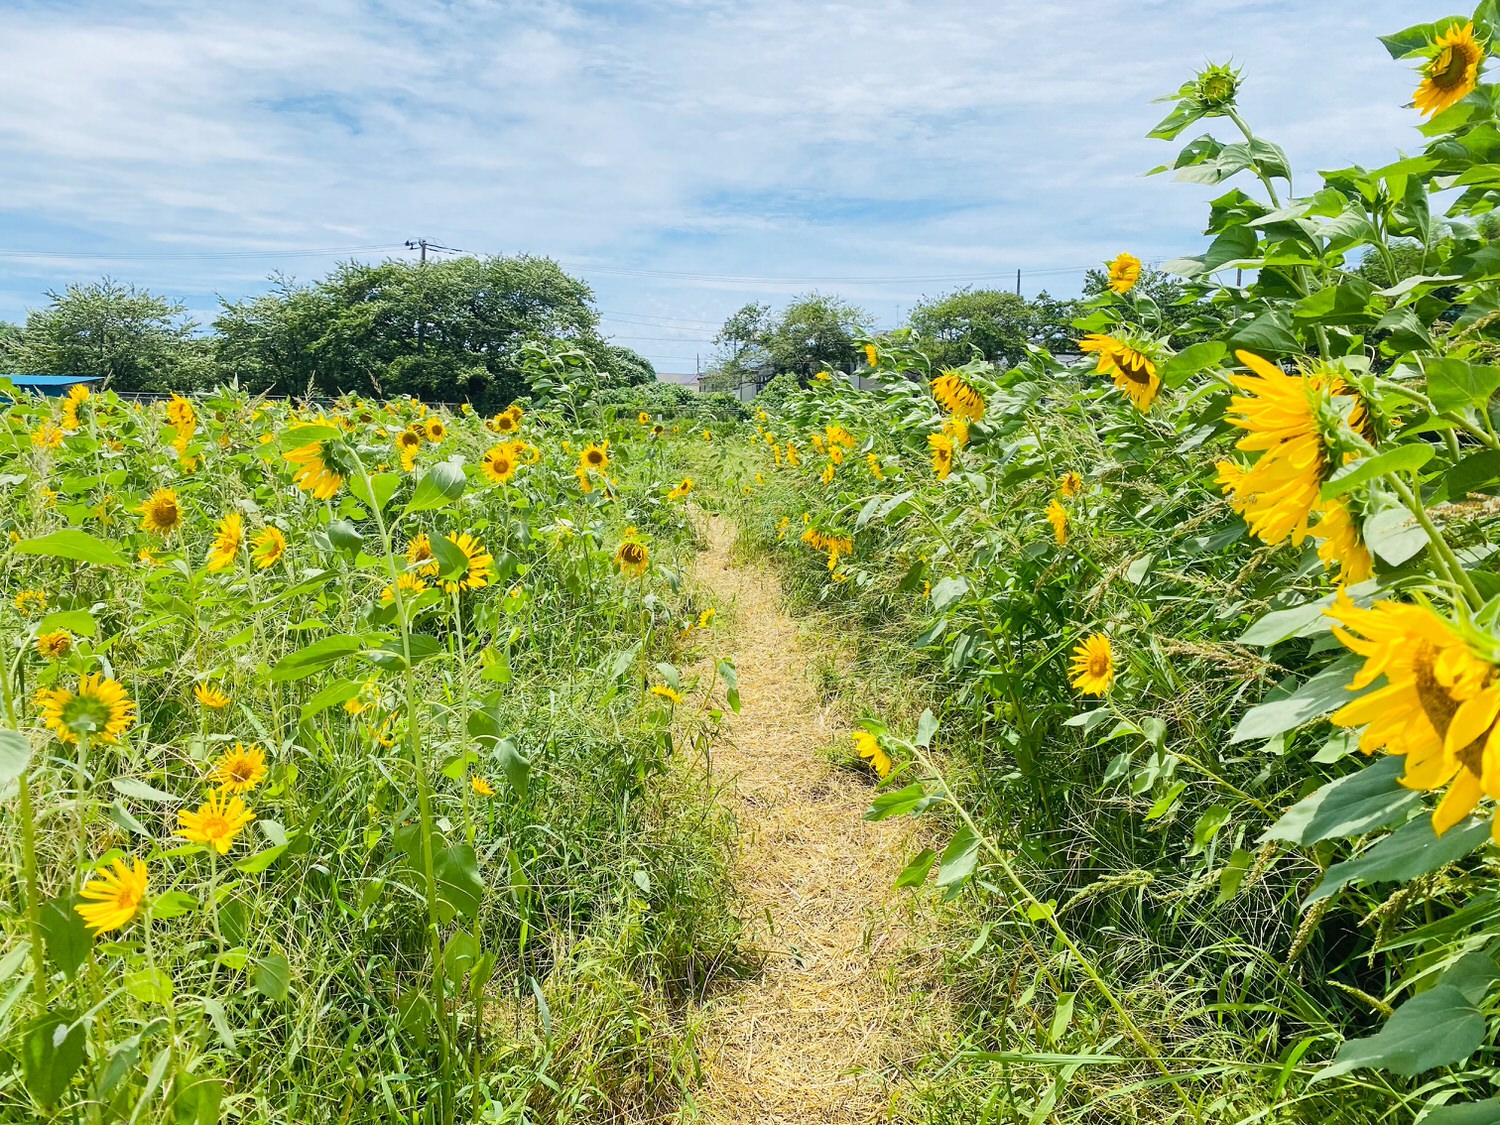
<box><xmin>405</xmin><ymin>239</ymin><xmax>429</xmax><ymax>355</ymax></box>
<box><xmin>1015</xmin><ymin>268</ymin><xmax>1021</xmax><ymax>297</ymax></box>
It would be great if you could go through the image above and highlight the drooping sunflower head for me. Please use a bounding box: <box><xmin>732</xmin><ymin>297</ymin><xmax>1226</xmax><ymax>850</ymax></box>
<box><xmin>139</xmin><ymin>487</ymin><xmax>182</xmax><ymax>536</ymax></box>
<box><xmin>649</xmin><ymin>684</ymin><xmax>684</xmax><ymax>705</ymax></box>
<box><xmin>442</xmin><ymin>532</ymin><xmax>494</xmax><ymax>594</ymax></box>
<box><xmin>177</xmin><ymin>789</ymin><xmax>256</xmax><ymax>855</ymax></box>
<box><xmin>579</xmin><ymin>441</ymin><xmax>610</xmax><ymax>472</ymax></box>
<box><xmin>211</xmin><ymin>742</ymin><xmax>268</xmax><ymax>794</ymax></box>
<box><xmin>75</xmin><ymin>857</ymin><xmax>148</xmax><ymax>934</ymax></box>
<box><xmin>615</xmin><ymin>537</ymin><xmax>649</xmax><ymax>578</ymax></box>
<box><xmin>931</xmin><ymin>371</ymin><xmax>986</xmax><ymax>422</ymax></box>
<box><xmin>166</xmin><ymin>394</ymin><xmax>197</xmax><ymax>436</ymax></box>
<box><xmin>927</xmin><ymin>431</ymin><xmax>956</xmax><ymax>480</ymax></box>
<box><xmin>284</xmin><ymin>440</ymin><xmax>349</xmax><ymax>500</ymax></box>
<box><xmin>1414</xmin><ymin>21</ymin><xmax>1484</xmax><ymax>118</ymax></box>
<box><xmin>1046</xmin><ymin>499</ymin><xmax>1069</xmax><ymax>546</ymax></box>
<box><xmin>471</xmin><ymin>775</ymin><xmax>496</xmax><ymax>796</ymax></box>
<box><xmin>1106</xmin><ymin>252</ymin><xmax>1142</xmax><ymax>295</ymax></box>
<box><xmin>481</xmin><ymin>444</ymin><xmax>518</xmax><ymax>485</ymax></box>
<box><xmin>866</xmin><ymin>452</ymin><xmax>885</xmax><ymax>481</ymax></box>
<box><xmin>32</xmin><ymin>422</ymin><xmax>64</xmax><ymax>449</ymax></box>
<box><xmin>1080</xmin><ymin>334</ymin><xmax>1161</xmax><ymax>412</ymax></box>
<box><xmin>1311</xmin><ymin>499</ymin><xmax>1373</xmax><ymax>588</ymax></box>
<box><xmin>1068</xmin><ymin>634</ymin><xmax>1115</xmax><ymax>696</ymax></box>
<box><xmin>1225</xmin><ymin>351</ymin><xmax>1369</xmax><ymax>547</ymax></box>
<box><xmin>194</xmin><ymin>682</ymin><xmax>231</xmax><ymax>709</ymax></box>
<box><xmin>382</xmin><ymin>571</ymin><xmax>429</xmax><ymax>604</ymax></box>
<box><xmin>864</xmin><ymin>343</ymin><xmax>878</xmax><ymax>368</ymax></box>
<box><xmin>852</xmin><ymin>730</ymin><xmax>892</xmax><ymax>777</ymax></box>
<box><xmin>36</xmin><ymin>630</ymin><xmax>72</xmax><ymax>661</ymax></box>
<box><xmin>1059</xmin><ymin>471</ymin><xmax>1083</xmax><ymax>498</ymax></box>
<box><xmin>37</xmin><ymin>673</ymin><xmax>137</xmax><ymax>745</ymax></box>
<box><xmin>206</xmin><ymin>511</ymin><xmax>244</xmax><ymax>572</ymax></box>
<box><xmin>826</xmin><ymin>425</ymin><xmax>856</xmax><ymax>449</ymax></box>
<box><xmin>250</xmin><ymin>525</ymin><xmax>287</xmax><ymax>569</ymax></box>
<box><xmin>1326</xmin><ymin>594</ymin><xmax>1500</xmax><ymax>838</ymax></box>
<box><xmin>14</xmin><ymin>589</ymin><xmax>48</xmax><ymax>615</ymax></box>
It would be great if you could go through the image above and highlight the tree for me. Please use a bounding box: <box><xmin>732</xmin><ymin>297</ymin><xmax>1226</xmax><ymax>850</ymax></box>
<box><xmin>8</xmin><ymin>279</ymin><xmax>208</xmax><ymax>391</ymax></box>
<box><xmin>712</xmin><ymin>294</ymin><xmax>870</xmax><ymax>388</ymax></box>
<box><xmin>908</xmin><ymin>288</ymin><xmax>1079</xmax><ymax>370</ymax></box>
<box><xmin>214</xmin><ymin>254</ymin><xmax>616</xmax><ymax>409</ymax></box>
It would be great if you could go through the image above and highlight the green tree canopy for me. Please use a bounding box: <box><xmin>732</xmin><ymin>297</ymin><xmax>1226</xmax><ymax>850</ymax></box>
<box><xmin>5</xmin><ymin>279</ymin><xmax>208</xmax><ymax>391</ymax></box>
<box><xmin>214</xmin><ymin>254</ymin><xmax>647</xmax><ymax>409</ymax></box>
<box><xmin>908</xmin><ymin>288</ymin><xmax>1079</xmax><ymax>369</ymax></box>
<box><xmin>713</xmin><ymin>294</ymin><xmax>870</xmax><ymax>386</ymax></box>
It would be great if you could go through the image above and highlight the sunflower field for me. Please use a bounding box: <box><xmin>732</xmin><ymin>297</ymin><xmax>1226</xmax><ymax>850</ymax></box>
<box><xmin>728</xmin><ymin>7</ymin><xmax>1500</xmax><ymax>1122</ymax></box>
<box><xmin>0</xmin><ymin>378</ymin><xmax>742</xmax><ymax>1121</ymax></box>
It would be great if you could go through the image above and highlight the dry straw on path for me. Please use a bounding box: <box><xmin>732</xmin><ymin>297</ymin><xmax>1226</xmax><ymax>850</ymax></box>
<box><xmin>687</xmin><ymin>515</ymin><xmax>941</xmax><ymax>1124</ymax></box>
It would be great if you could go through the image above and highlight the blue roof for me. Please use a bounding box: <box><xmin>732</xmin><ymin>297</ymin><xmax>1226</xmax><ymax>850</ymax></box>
<box><xmin>1</xmin><ymin>375</ymin><xmax>102</xmax><ymax>386</ymax></box>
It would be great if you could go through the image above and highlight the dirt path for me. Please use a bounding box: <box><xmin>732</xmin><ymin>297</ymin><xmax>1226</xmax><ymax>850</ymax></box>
<box><xmin>687</xmin><ymin>515</ymin><xmax>932</xmax><ymax>1124</ymax></box>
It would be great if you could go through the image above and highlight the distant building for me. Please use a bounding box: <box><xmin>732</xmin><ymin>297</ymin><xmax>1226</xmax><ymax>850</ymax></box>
<box><xmin>0</xmin><ymin>374</ymin><xmax>102</xmax><ymax>398</ymax></box>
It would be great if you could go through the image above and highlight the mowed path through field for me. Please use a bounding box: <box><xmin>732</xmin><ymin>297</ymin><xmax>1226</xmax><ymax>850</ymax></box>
<box><xmin>687</xmin><ymin>515</ymin><xmax>932</xmax><ymax>1124</ymax></box>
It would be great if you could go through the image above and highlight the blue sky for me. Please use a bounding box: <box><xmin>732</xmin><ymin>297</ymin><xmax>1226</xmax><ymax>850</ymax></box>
<box><xmin>0</xmin><ymin>0</ymin><xmax>1460</xmax><ymax>376</ymax></box>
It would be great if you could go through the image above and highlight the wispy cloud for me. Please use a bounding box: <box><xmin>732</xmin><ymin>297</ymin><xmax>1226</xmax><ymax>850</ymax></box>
<box><xmin>0</xmin><ymin>0</ymin><xmax>1456</xmax><ymax>370</ymax></box>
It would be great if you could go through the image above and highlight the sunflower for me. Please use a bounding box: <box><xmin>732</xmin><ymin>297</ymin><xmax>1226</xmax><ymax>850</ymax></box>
<box><xmin>75</xmin><ymin>857</ymin><xmax>148</xmax><ymax>934</ymax></box>
<box><xmin>166</xmin><ymin>393</ymin><xmax>197</xmax><ymax>437</ymax></box>
<box><xmin>931</xmin><ymin>372</ymin><xmax>986</xmax><ymax>422</ymax></box>
<box><xmin>615</xmin><ymin>538</ymin><xmax>649</xmax><ymax>578</ymax></box>
<box><xmin>668</xmin><ymin>477</ymin><xmax>694</xmax><ymax>501</ymax></box>
<box><xmin>649</xmin><ymin>684</ymin><xmax>684</xmax><ymax>705</ymax></box>
<box><xmin>250</xmin><ymin>526</ymin><xmax>287</xmax><ymax>569</ymax></box>
<box><xmin>481</xmin><ymin>444</ymin><xmax>518</xmax><ymax>485</ymax></box>
<box><xmin>284</xmin><ymin>440</ymin><xmax>345</xmax><ymax>500</ymax></box>
<box><xmin>1328</xmin><ymin>594</ymin><xmax>1500</xmax><ymax>839</ymax></box>
<box><xmin>1222</xmin><ymin>350</ymin><xmax>1367</xmax><ymax>548</ymax></box>
<box><xmin>405</xmin><ymin>533</ymin><xmax>440</xmax><ymax>577</ymax></box>
<box><xmin>211</xmin><ymin>742</ymin><xmax>268</xmax><ymax>794</ymax></box>
<box><xmin>698</xmin><ymin>608</ymin><xmax>716</xmax><ymax>628</ymax></box>
<box><xmin>206</xmin><ymin>512</ymin><xmax>243</xmax><ymax>572</ymax></box>
<box><xmin>490</xmin><ymin>408</ymin><xmax>522</xmax><ymax>435</ymax></box>
<box><xmin>702</xmin><ymin>430</ymin><xmax>714</xmax><ymax>441</ymax></box>
<box><xmin>942</xmin><ymin>415</ymin><xmax>970</xmax><ymax>448</ymax></box>
<box><xmin>382</xmin><ymin>571</ymin><xmax>429</xmax><ymax>603</ymax></box>
<box><xmin>821</xmin><ymin>461</ymin><xmax>836</xmax><ymax>485</ymax></box>
<box><xmin>1106</xmin><ymin>252</ymin><xmax>1142</xmax><ymax>295</ymax></box>
<box><xmin>1069</xmin><ymin>634</ymin><xmax>1114</xmax><ymax>696</ymax></box>
<box><xmin>1215</xmin><ymin>460</ymin><xmax>1249</xmax><ymax>514</ymax></box>
<box><xmin>786</xmin><ymin>442</ymin><xmax>801</xmax><ymax>467</ymax></box>
<box><xmin>1059</xmin><ymin>472</ymin><xmax>1083</xmax><ymax>498</ymax></box>
<box><xmin>1311</xmin><ymin>500</ymin><xmax>1373</xmax><ymax>587</ymax></box>
<box><xmin>864</xmin><ymin>343</ymin><xmax>878</xmax><ymax>368</ymax></box>
<box><xmin>638</xmin><ymin>411</ymin><xmax>651</xmax><ymax>426</ymax></box>
<box><xmin>852</xmin><ymin>730</ymin><xmax>892</xmax><ymax>778</ymax></box>
<box><xmin>442</xmin><ymin>532</ymin><xmax>494</xmax><ymax>594</ymax></box>
<box><xmin>575</xmin><ymin>467</ymin><xmax>594</xmax><ymax>494</ymax></box>
<box><xmin>1046</xmin><ymin>500</ymin><xmax>1069</xmax><ymax>546</ymax></box>
<box><xmin>579</xmin><ymin>441</ymin><xmax>610</xmax><ymax>473</ymax></box>
<box><xmin>396</xmin><ymin>428</ymin><xmax>422</xmax><ymax>471</ymax></box>
<box><xmin>826</xmin><ymin>425</ymin><xmax>856</xmax><ymax>449</ymax></box>
<box><xmin>177</xmin><ymin>789</ymin><xmax>256</xmax><ymax>855</ymax></box>
<box><xmin>31</xmin><ymin>422</ymin><xmax>64</xmax><ymax>450</ymax></box>
<box><xmin>37</xmin><ymin>673</ymin><xmax>137</xmax><ymax>744</ymax></box>
<box><xmin>867</xmin><ymin>453</ymin><xmax>885</xmax><ymax>481</ymax></box>
<box><xmin>138</xmin><ymin>487</ymin><xmax>182</xmax><ymax>536</ymax></box>
<box><xmin>1414</xmin><ymin>21</ymin><xmax>1484</xmax><ymax>118</ymax></box>
<box><xmin>194</xmin><ymin>683</ymin><xmax>231</xmax><ymax>709</ymax></box>
<box><xmin>471</xmin><ymin>775</ymin><xmax>496</xmax><ymax>796</ymax></box>
<box><xmin>36</xmin><ymin>631</ymin><xmax>71</xmax><ymax>661</ymax></box>
<box><xmin>424</xmin><ymin>417</ymin><xmax>446</xmax><ymax>443</ymax></box>
<box><xmin>13</xmin><ymin>589</ymin><xmax>47</xmax><ymax>615</ymax></box>
<box><xmin>928</xmin><ymin>432</ymin><xmax>956</xmax><ymax>480</ymax></box>
<box><xmin>1080</xmin><ymin>334</ymin><xmax>1160</xmax><ymax>412</ymax></box>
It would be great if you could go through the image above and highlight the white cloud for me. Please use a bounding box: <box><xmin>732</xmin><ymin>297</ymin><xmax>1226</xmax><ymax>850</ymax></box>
<box><xmin>0</xmin><ymin>0</ymin><xmax>1462</xmax><ymax>366</ymax></box>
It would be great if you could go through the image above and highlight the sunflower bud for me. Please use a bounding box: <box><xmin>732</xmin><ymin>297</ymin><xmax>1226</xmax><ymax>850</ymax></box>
<box><xmin>1194</xmin><ymin>62</ymin><xmax>1241</xmax><ymax>109</ymax></box>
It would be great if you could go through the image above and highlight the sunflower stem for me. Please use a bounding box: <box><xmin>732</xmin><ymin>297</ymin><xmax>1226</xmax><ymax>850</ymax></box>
<box><xmin>1390</xmin><ymin>472</ymin><xmax>1484</xmax><ymax>609</ymax></box>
